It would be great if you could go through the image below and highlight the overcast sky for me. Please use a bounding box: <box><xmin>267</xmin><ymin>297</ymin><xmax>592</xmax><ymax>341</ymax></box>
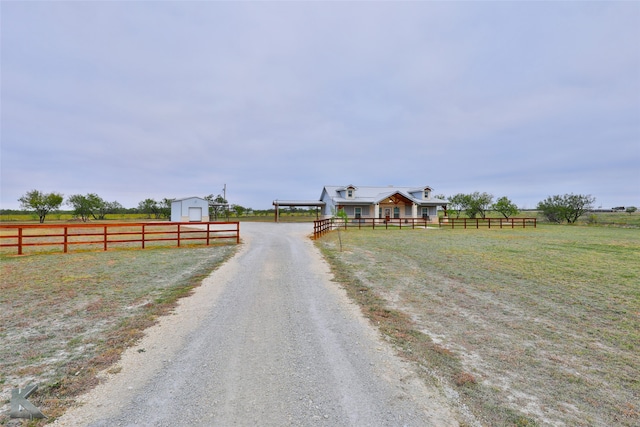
<box><xmin>2</xmin><ymin>1</ymin><xmax>639</xmax><ymax>211</ymax></box>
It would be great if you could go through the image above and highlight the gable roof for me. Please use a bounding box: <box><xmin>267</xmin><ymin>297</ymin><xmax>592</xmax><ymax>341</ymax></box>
<box><xmin>172</xmin><ymin>196</ymin><xmax>207</xmax><ymax>202</ymax></box>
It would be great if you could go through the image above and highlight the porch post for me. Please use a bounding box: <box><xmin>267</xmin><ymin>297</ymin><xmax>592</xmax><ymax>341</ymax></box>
<box><xmin>412</xmin><ymin>203</ymin><xmax>418</xmax><ymax>218</ymax></box>
<box><xmin>374</xmin><ymin>203</ymin><xmax>379</xmax><ymax>219</ymax></box>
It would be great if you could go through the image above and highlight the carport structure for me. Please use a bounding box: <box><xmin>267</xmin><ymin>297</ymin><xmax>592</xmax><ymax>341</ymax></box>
<box><xmin>272</xmin><ymin>200</ymin><xmax>325</xmax><ymax>222</ymax></box>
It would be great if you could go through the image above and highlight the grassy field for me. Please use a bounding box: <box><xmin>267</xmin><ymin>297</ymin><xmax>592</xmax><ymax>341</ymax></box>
<box><xmin>315</xmin><ymin>224</ymin><xmax>639</xmax><ymax>426</ymax></box>
<box><xmin>0</xmin><ymin>244</ymin><xmax>237</xmax><ymax>425</ymax></box>
<box><xmin>1</xmin><ymin>216</ymin><xmax>637</xmax><ymax>425</ymax></box>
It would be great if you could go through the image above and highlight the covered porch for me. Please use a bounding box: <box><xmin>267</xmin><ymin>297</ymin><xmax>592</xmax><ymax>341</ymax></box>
<box><xmin>336</xmin><ymin>192</ymin><xmax>443</xmax><ymax>223</ymax></box>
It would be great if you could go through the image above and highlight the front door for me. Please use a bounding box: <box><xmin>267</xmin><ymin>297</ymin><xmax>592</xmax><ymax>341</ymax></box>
<box><xmin>384</xmin><ymin>208</ymin><xmax>391</xmax><ymax>220</ymax></box>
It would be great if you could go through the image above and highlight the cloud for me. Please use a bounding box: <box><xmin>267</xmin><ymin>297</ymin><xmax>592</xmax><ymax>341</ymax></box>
<box><xmin>2</xmin><ymin>1</ymin><xmax>638</xmax><ymax>211</ymax></box>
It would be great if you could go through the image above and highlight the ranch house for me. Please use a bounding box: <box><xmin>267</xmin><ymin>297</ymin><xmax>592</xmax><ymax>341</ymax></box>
<box><xmin>320</xmin><ymin>185</ymin><xmax>448</xmax><ymax>222</ymax></box>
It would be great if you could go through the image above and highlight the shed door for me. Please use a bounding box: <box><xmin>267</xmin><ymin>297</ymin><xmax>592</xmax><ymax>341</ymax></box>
<box><xmin>188</xmin><ymin>207</ymin><xmax>202</xmax><ymax>222</ymax></box>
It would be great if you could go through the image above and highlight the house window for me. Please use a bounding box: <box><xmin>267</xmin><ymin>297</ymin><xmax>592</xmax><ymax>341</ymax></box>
<box><xmin>393</xmin><ymin>207</ymin><xmax>400</xmax><ymax>218</ymax></box>
<box><xmin>422</xmin><ymin>207</ymin><xmax>429</xmax><ymax>219</ymax></box>
<box><xmin>354</xmin><ymin>207</ymin><xmax>361</xmax><ymax>219</ymax></box>
<box><xmin>347</xmin><ymin>189</ymin><xmax>353</xmax><ymax>198</ymax></box>
<box><xmin>424</xmin><ymin>190</ymin><xmax>430</xmax><ymax>199</ymax></box>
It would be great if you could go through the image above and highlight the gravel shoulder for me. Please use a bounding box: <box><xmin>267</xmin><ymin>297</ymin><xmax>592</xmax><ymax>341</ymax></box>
<box><xmin>53</xmin><ymin>222</ymin><xmax>458</xmax><ymax>426</ymax></box>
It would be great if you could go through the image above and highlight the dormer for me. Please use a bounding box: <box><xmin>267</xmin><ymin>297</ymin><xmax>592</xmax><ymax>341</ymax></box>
<box><xmin>336</xmin><ymin>185</ymin><xmax>358</xmax><ymax>199</ymax></box>
<box><xmin>422</xmin><ymin>186</ymin><xmax>433</xmax><ymax>200</ymax></box>
<box><xmin>344</xmin><ymin>185</ymin><xmax>357</xmax><ymax>199</ymax></box>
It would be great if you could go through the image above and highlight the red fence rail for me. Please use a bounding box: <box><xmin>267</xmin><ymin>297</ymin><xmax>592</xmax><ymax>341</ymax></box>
<box><xmin>439</xmin><ymin>217</ymin><xmax>537</xmax><ymax>229</ymax></box>
<box><xmin>313</xmin><ymin>219</ymin><xmax>333</xmax><ymax>239</ymax></box>
<box><xmin>313</xmin><ymin>217</ymin><xmax>432</xmax><ymax>239</ymax></box>
<box><xmin>0</xmin><ymin>222</ymin><xmax>240</xmax><ymax>255</ymax></box>
<box><xmin>313</xmin><ymin>217</ymin><xmax>537</xmax><ymax>238</ymax></box>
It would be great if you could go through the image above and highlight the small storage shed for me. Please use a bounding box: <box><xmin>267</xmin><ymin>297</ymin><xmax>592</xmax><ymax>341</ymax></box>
<box><xmin>170</xmin><ymin>197</ymin><xmax>210</xmax><ymax>222</ymax></box>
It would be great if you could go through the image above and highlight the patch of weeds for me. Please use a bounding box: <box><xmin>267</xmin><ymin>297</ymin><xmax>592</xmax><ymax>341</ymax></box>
<box><xmin>453</xmin><ymin>371</ymin><xmax>477</xmax><ymax>387</ymax></box>
<box><xmin>508</xmin><ymin>415</ymin><xmax>539</xmax><ymax>426</ymax></box>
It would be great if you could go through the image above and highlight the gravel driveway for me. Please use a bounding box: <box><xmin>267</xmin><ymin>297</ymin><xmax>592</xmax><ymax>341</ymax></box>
<box><xmin>54</xmin><ymin>223</ymin><xmax>458</xmax><ymax>426</ymax></box>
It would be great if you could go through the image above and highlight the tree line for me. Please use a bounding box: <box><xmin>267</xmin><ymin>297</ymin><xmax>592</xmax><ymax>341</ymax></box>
<box><xmin>444</xmin><ymin>192</ymin><xmax>520</xmax><ymax>220</ymax></box>
<box><xmin>11</xmin><ymin>189</ymin><xmax>280</xmax><ymax>223</ymax></box>
<box><xmin>443</xmin><ymin>192</ymin><xmax>600</xmax><ymax>223</ymax></box>
<box><xmin>445</xmin><ymin>192</ymin><xmax>636</xmax><ymax>223</ymax></box>
<box><xmin>14</xmin><ymin>190</ymin><xmax>173</xmax><ymax>223</ymax></box>
<box><xmin>11</xmin><ymin>189</ymin><xmax>637</xmax><ymax>224</ymax></box>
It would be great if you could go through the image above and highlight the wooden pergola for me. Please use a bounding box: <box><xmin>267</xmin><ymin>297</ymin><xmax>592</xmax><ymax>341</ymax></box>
<box><xmin>272</xmin><ymin>200</ymin><xmax>325</xmax><ymax>222</ymax></box>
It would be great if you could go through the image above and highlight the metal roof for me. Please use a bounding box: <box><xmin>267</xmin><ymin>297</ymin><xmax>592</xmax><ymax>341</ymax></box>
<box><xmin>171</xmin><ymin>196</ymin><xmax>207</xmax><ymax>202</ymax></box>
<box><xmin>321</xmin><ymin>185</ymin><xmax>449</xmax><ymax>205</ymax></box>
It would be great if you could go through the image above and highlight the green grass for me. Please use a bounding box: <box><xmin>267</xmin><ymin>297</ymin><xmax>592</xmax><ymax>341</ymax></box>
<box><xmin>316</xmin><ymin>224</ymin><xmax>640</xmax><ymax>426</ymax></box>
<box><xmin>0</xmin><ymin>244</ymin><xmax>237</xmax><ymax>424</ymax></box>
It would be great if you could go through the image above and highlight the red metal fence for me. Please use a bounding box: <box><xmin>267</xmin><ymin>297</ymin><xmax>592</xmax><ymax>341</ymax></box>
<box><xmin>313</xmin><ymin>217</ymin><xmax>537</xmax><ymax>238</ymax></box>
<box><xmin>313</xmin><ymin>217</ymin><xmax>432</xmax><ymax>238</ymax></box>
<box><xmin>0</xmin><ymin>222</ymin><xmax>240</xmax><ymax>255</ymax></box>
<box><xmin>439</xmin><ymin>217</ymin><xmax>537</xmax><ymax>229</ymax></box>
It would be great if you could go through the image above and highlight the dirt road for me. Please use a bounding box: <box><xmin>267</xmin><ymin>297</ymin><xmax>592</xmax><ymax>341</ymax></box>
<box><xmin>54</xmin><ymin>223</ymin><xmax>458</xmax><ymax>426</ymax></box>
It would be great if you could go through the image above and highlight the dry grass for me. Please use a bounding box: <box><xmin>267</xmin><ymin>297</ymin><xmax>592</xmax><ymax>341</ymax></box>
<box><xmin>0</xmin><ymin>244</ymin><xmax>237</xmax><ymax>425</ymax></box>
<box><xmin>316</xmin><ymin>224</ymin><xmax>639</xmax><ymax>426</ymax></box>
<box><xmin>0</xmin><ymin>223</ymin><xmax>237</xmax><ymax>256</ymax></box>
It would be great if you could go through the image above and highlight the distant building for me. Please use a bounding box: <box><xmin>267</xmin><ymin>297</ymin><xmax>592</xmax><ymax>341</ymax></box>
<box><xmin>170</xmin><ymin>197</ymin><xmax>210</xmax><ymax>222</ymax></box>
<box><xmin>320</xmin><ymin>185</ymin><xmax>448</xmax><ymax>222</ymax></box>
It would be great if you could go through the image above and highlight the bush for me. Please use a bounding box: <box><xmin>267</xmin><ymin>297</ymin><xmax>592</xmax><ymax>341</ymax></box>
<box><xmin>537</xmin><ymin>194</ymin><xmax>595</xmax><ymax>224</ymax></box>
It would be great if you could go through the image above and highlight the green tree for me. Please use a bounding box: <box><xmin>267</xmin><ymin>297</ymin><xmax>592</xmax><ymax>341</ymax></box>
<box><xmin>18</xmin><ymin>189</ymin><xmax>64</xmax><ymax>223</ymax></box>
<box><xmin>493</xmin><ymin>196</ymin><xmax>519</xmax><ymax>218</ymax></box>
<box><xmin>86</xmin><ymin>194</ymin><xmax>108</xmax><ymax>220</ymax></box>
<box><xmin>537</xmin><ymin>194</ymin><xmax>595</xmax><ymax>224</ymax></box>
<box><xmin>205</xmin><ymin>194</ymin><xmax>228</xmax><ymax>220</ymax></box>
<box><xmin>466</xmin><ymin>192</ymin><xmax>494</xmax><ymax>219</ymax></box>
<box><xmin>67</xmin><ymin>194</ymin><xmax>101</xmax><ymax>222</ymax></box>
<box><xmin>448</xmin><ymin>194</ymin><xmax>470</xmax><ymax>218</ymax></box>
<box><xmin>160</xmin><ymin>198</ymin><xmax>173</xmax><ymax>219</ymax></box>
<box><xmin>626</xmin><ymin>206</ymin><xmax>637</xmax><ymax>214</ymax></box>
<box><xmin>231</xmin><ymin>204</ymin><xmax>246</xmax><ymax>218</ymax></box>
<box><xmin>537</xmin><ymin>195</ymin><xmax>564</xmax><ymax>223</ymax></box>
<box><xmin>138</xmin><ymin>198</ymin><xmax>160</xmax><ymax>219</ymax></box>
<box><xmin>68</xmin><ymin>193</ymin><xmax>120</xmax><ymax>221</ymax></box>
<box><xmin>103</xmin><ymin>200</ymin><xmax>125</xmax><ymax>217</ymax></box>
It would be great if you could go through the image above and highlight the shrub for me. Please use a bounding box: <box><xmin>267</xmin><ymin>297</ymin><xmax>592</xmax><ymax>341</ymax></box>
<box><xmin>537</xmin><ymin>194</ymin><xmax>595</xmax><ymax>224</ymax></box>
